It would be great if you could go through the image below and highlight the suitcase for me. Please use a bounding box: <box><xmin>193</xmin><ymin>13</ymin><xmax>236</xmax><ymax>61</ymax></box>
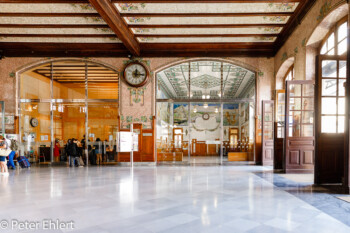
<box><xmin>17</xmin><ymin>156</ymin><xmax>31</xmax><ymax>168</ymax></box>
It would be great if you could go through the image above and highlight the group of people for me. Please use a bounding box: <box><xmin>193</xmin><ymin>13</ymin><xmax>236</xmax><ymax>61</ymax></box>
<box><xmin>62</xmin><ymin>136</ymin><xmax>114</xmax><ymax>167</ymax></box>
<box><xmin>0</xmin><ymin>135</ymin><xmax>19</xmax><ymax>176</ymax></box>
<box><xmin>64</xmin><ymin>138</ymin><xmax>84</xmax><ymax>167</ymax></box>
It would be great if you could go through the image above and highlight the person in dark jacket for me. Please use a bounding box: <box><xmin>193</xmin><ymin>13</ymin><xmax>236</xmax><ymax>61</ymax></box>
<box><xmin>68</xmin><ymin>139</ymin><xmax>82</xmax><ymax>167</ymax></box>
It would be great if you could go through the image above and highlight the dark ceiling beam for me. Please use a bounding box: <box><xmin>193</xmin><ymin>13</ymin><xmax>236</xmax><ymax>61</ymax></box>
<box><xmin>120</xmin><ymin>12</ymin><xmax>293</xmax><ymax>17</ymax></box>
<box><xmin>0</xmin><ymin>24</ymin><xmax>109</xmax><ymax>28</ymax></box>
<box><xmin>0</xmin><ymin>34</ymin><xmax>116</xmax><ymax>38</ymax></box>
<box><xmin>129</xmin><ymin>24</ymin><xmax>284</xmax><ymax>28</ymax></box>
<box><xmin>88</xmin><ymin>0</ymin><xmax>140</xmax><ymax>56</ymax></box>
<box><xmin>0</xmin><ymin>0</ymin><xmax>87</xmax><ymax>2</ymax></box>
<box><xmin>0</xmin><ymin>0</ymin><xmax>300</xmax><ymax>2</ymax></box>
<box><xmin>113</xmin><ymin>0</ymin><xmax>299</xmax><ymax>2</ymax></box>
<box><xmin>135</xmin><ymin>34</ymin><xmax>277</xmax><ymax>38</ymax></box>
<box><xmin>273</xmin><ymin>0</ymin><xmax>317</xmax><ymax>53</ymax></box>
<box><xmin>0</xmin><ymin>13</ymin><xmax>100</xmax><ymax>17</ymax></box>
<box><xmin>0</xmin><ymin>42</ymin><xmax>129</xmax><ymax>57</ymax></box>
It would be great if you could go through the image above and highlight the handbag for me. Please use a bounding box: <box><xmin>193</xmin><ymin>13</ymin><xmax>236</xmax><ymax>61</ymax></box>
<box><xmin>0</xmin><ymin>148</ymin><xmax>12</xmax><ymax>157</ymax></box>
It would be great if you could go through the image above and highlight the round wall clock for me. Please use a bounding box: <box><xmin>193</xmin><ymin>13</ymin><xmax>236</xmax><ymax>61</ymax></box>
<box><xmin>202</xmin><ymin>113</ymin><xmax>210</xmax><ymax>120</ymax></box>
<box><xmin>30</xmin><ymin>118</ymin><xmax>39</xmax><ymax>127</ymax></box>
<box><xmin>123</xmin><ymin>62</ymin><xmax>149</xmax><ymax>88</ymax></box>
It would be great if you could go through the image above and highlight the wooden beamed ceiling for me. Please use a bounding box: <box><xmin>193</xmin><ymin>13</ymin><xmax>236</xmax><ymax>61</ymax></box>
<box><xmin>0</xmin><ymin>0</ymin><xmax>316</xmax><ymax>57</ymax></box>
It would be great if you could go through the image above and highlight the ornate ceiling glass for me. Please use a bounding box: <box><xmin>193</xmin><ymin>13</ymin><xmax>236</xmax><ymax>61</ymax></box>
<box><xmin>157</xmin><ymin>61</ymin><xmax>255</xmax><ymax>100</ymax></box>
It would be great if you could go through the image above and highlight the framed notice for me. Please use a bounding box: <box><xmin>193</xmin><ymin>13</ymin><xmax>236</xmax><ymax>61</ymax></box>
<box><xmin>118</xmin><ymin>132</ymin><xmax>133</xmax><ymax>152</ymax></box>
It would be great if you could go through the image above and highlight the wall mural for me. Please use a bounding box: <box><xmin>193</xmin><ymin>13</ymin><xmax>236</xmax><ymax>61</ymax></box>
<box><xmin>190</xmin><ymin>104</ymin><xmax>220</xmax><ymax>132</ymax></box>
<box><xmin>223</xmin><ymin>104</ymin><xmax>239</xmax><ymax>126</ymax></box>
<box><xmin>173</xmin><ymin>104</ymin><xmax>188</xmax><ymax>126</ymax></box>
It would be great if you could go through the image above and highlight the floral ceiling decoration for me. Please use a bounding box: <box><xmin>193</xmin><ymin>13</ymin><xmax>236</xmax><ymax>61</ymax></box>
<box><xmin>157</xmin><ymin>61</ymin><xmax>255</xmax><ymax>99</ymax></box>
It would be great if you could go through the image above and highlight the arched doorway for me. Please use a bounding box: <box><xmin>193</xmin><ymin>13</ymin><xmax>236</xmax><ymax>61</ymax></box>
<box><xmin>155</xmin><ymin>59</ymin><xmax>256</xmax><ymax>165</ymax></box>
<box><xmin>17</xmin><ymin>59</ymin><xmax>119</xmax><ymax>165</ymax></box>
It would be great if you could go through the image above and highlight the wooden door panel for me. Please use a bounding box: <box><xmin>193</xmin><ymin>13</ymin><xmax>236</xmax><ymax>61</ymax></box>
<box><xmin>285</xmin><ymin>80</ymin><xmax>315</xmax><ymax>173</ymax></box>
<box><xmin>289</xmin><ymin>150</ymin><xmax>300</xmax><ymax>165</ymax></box>
<box><xmin>274</xmin><ymin>90</ymin><xmax>286</xmax><ymax>170</ymax></box>
<box><xmin>315</xmin><ymin>55</ymin><xmax>346</xmax><ymax>184</ymax></box>
<box><xmin>262</xmin><ymin>100</ymin><xmax>274</xmax><ymax>166</ymax></box>
<box><xmin>303</xmin><ymin>151</ymin><xmax>313</xmax><ymax>164</ymax></box>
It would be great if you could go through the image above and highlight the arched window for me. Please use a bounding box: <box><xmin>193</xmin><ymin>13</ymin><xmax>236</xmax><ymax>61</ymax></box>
<box><xmin>284</xmin><ymin>65</ymin><xmax>294</xmax><ymax>82</ymax></box>
<box><xmin>320</xmin><ymin>17</ymin><xmax>347</xmax><ymax>55</ymax></box>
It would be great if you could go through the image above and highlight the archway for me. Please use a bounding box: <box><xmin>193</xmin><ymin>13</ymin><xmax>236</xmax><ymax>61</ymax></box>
<box><xmin>155</xmin><ymin>59</ymin><xmax>257</xmax><ymax>165</ymax></box>
<box><xmin>17</xmin><ymin>58</ymin><xmax>120</xmax><ymax>166</ymax></box>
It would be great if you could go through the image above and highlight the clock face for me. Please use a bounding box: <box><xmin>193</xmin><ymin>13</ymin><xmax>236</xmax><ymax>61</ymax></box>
<box><xmin>123</xmin><ymin>62</ymin><xmax>149</xmax><ymax>87</ymax></box>
<box><xmin>30</xmin><ymin>118</ymin><xmax>39</xmax><ymax>127</ymax></box>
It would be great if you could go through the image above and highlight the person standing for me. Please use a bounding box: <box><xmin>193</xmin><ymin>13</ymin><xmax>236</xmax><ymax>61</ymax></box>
<box><xmin>0</xmin><ymin>137</ymin><xmax>9</xmax><ymax>176</ymax></box>
<box><xmin>68</xmin><ymin>139</ymin><xmax>82</xmax><ymax>167</ymax></box>
<box><xmin>7</xmin><ymin>138</ymin><xmax>18</xmax><ymax>170</ymax></box>
<box><xmin>54</xmin><ymin>139</ymin><xmax>60</xmax><ymax>162</ymax></box>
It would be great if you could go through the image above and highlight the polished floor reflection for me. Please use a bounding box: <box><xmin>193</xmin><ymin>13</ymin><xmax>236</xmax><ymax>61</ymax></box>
<box><xmin>1</xmin><ymin>166</ymin><xmax>350</xmax><ymax>233</ymax></box>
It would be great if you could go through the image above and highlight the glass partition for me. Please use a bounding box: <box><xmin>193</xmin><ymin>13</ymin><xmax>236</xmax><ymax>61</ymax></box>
<box><xmin>156</xmin><ymin>102</ymin><xmax>188</xmax><ymax>164</ymax></box>
<box><xmin>156</xmin><ymin>60</ymin><xmax>256</xmax><ymax>164</ymax></box>
<box><xmin>0</xmin><ymin>101</ymin><xmax>4</xmax><ymax>135</ymax></box>
<box><xmin>87</xmin><ymin>103</ymin><xmax>118</xmax><ymax>165</ymax></box>
<box><xmin>190</xmin><ymin>103</ymin><xmax>221</xmax><ymax>164</ymax></box>
<box><xmin>19</xmin><ymin>60</ymin><xmax>119</xmax><ymax>165</ymax></box>
<box><xmin>20</xmin><ymin>102</ymin><xmax>51</xmax><ymax>163</ymax></box>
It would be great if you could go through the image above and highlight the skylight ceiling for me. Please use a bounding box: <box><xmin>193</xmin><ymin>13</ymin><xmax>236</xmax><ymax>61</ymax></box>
<box><xmin>157</xmin><ymin>61</ymin><xmax>255</xmax><ymax>99</ymax></box>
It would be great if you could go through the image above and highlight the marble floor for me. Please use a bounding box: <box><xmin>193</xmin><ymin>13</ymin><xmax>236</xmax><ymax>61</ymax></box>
<box><xmin>1</xmin><ymin>166</ymin><xmax>350</xmax><ymax>233</ymax></box>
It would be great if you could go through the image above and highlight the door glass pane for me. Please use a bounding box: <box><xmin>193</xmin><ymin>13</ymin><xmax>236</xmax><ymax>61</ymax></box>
<box><xmin>327</xmin><ymin>33</ymin><xmax>335</xmax><ymax>49</ymax></box>
<box><xmin>264</xmin><ymin>112</ymin><xmax>273</xmax><ymax>122</ymax></box>
<box><xmin>88</xmin><ymin>103</ymin><xmax>119</xmax><ymax>164</ymax></box>
<box><xmin>20</xmin><ymin>103</ymin><xmax>51</xmax><ymax>163</ymax></box>
<box><xmin>322</xmin><ymin>60</ymin><xmax>337</xmax><ymax>77</ymax></box>
<box><xmin>303</xmin><ymin>84</ymin><xmax>314</xmax><ymax>96</ymax></box>
<box><xmin>321</xmin><ymin>116</ymin><xmax>336</xmax><ymax>133</ymax></box>
<box><xmin>277</xmin><ymin>127</ymin><xmax>284</xmax><ymax>138</ymax></box>
<box><xmin>338</xmin><ymin>116</ymin><xmax>345</xmax><ymax>133</ymax></box>
<box><xmin>53</xmin><ymin>102</ymin><xmax>86</xmax><ymax>164</ymax></box>
<box><xmin>0</xmin><ymin>102</ymin><xmax>3</xmax><ymax>134</ymax></box>
<box><xmin>289</xmin><ymin>84</ymin><xmax>301</xmax><ymax>97</ymax></box>
<box><xmin>322</xmin><ymin>79</ymin><xmax>337</xmax><ymax>96</ymax></box>
<box><xmin>338</xmin><ymin>22</ymin><xmax>347</xmax><ymax>41</ymax></box>
<box><xmin>303</xmin><ymin>98</ymin><xmax>314</xmax><ymax>110</ymax></box>
<box><xmin>339</xmin><ymin>61</ymin><xmax>346</xmax><ymax>78</ymax></box>
<box><xmin>263</xmin><ymin>122</ymin><xmax>273</xmax><ymax>140</ymax></box>
<box><xmin>338</xmin><ymin>98</ymin><xmax>345</xmax><ymax>115</ymax></box>
<box><xmin>302</xmin><ymin>111</ymin><xmax>314</xmax><ymax>124</ymax></box>
<box><xmin>289</xmin><ymin>111</ymin><xmax>301</xmax><ymax>137</ymax></box>
<box><xmin>339</xmin><ymin>79</ymin><xmax>346</xmax><ymax>96</ymax></box>
<box><xmin>338</xmin><ymin>39</ymin><xmax>347</xmax><ymax>55</ymax></box>
<box><xmin>302</xmin><ymin>125</ymin><xmax>313</xmax><ymax>137</ymax></box>
<box><xmin>289</xmin><ymin>98</ymin><xmax>301</xmax><ymax>110</ymax></box>
<box><xmin>321</xmin><ymin>98</ymin><xmax>337</xmax><ymax>114</ymax></box>
<box><xmin>190</xmin><ymin>103</ymin><xmax>221</xmax><ymax>164</ymax></box>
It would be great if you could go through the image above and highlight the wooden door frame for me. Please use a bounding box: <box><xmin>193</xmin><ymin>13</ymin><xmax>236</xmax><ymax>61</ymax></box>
<box><xmin>262</xmin><ymin>100</ymin><xmax>274</xmax><ymax>166</ymax></box>
<box><xmin>274</xmin><ymin>89</ymin><xmax>285</xmax><ymax>170</ymax></box>
<box><xmin>315</xmin><ymin>54</ymin><xmax>349</xmax><ymax>190</ymax></box>
<box><xmin>285</xmin><ymin>80</ymin><xmax>315</xmax><ymax>173</ymax></box>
